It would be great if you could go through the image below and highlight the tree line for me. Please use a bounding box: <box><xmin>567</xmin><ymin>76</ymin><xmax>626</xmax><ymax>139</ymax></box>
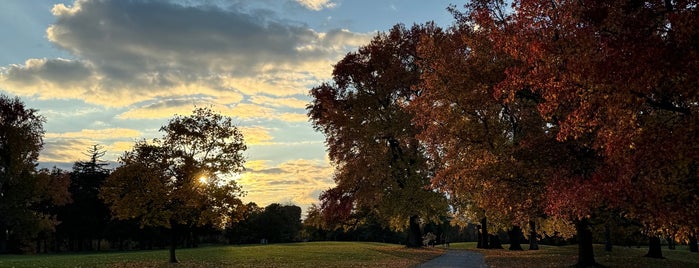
<box><xmin>307</xmin><ymin>1</ymin><xmax>698</xmax><ymax>266</ymax></box>
<box><xmin>2</xmin><ymin>1</ymin><xmax>698</xmax><ymax>266</ymax></box>
<box><xmin>0</xmin><ymin>101</ymin><xmax>307</xmax><ymax>262</ymax></box>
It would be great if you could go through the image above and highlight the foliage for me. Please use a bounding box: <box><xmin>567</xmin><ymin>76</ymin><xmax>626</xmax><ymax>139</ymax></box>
<box><xmin>308</xmin><ymin>23</ymin><xmax>448</xmax><ymax>247</ymax></box>
<box><xmin>448</xmin><ymin>0</ymin><xmax>699</xmax><ymax>264</ymax></box>
<box><xmin>474</xmin><ymin>0</ymin><xmax>698</xmax><ymax>234</ymax></box>
<box><xmin>56</xmin><ymin>145</ymin><xmax>111</xmax><ymax>251</ymax></box>
<box><xmin>410</xmin><ymin>7</ymin><xmax>570</xmax><ymax>250</ymax></box>
<box><xmin>0</xmin><ymin>94</ymin><xmax>71</xmax><ymax>253</ymax></box>
<box><xmin>227</xmin><ymin>203</ymin><xmax>302</xmax><ymax>244</ymax></box>
<box><xmin>100</xmin><ymin>107</ymin><xmax>246</xmax><ymax>262</ymax></box>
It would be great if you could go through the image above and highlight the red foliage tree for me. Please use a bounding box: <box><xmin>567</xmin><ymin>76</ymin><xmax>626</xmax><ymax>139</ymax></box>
<box><xmin>466</xmin><ymin>0</ymin><xmax>699</xmax><ymax>264</ymax></box>
<box><xmin>411</xmin><ymin>11</ymin><xmax>562</xmax><ymax>250</ymax></box>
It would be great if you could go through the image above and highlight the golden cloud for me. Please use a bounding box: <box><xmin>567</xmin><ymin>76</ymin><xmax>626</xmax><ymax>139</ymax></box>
<box><xmin>278</xmin><ymin>112</ymin><xmax>309</xmax><ymax>123</ymax></box>
<box><xmin>117</xmin><ymin>100</ymin><xmax>307</xmax><ymax>123</ymax></box>
<box><xmin>40</xmin><ymin>138</ymin><xmax>95</xmax><ymax>163</ymax></box>
<box><xmin>45</xmin><ymin>128</ymin><xmax>142</xmax><ymax>140</ymax></box>
<box><xmin>296</xmin><ymin>0</ymin><xmax>337</xmax><ymax>10</ymax></box>
<box><xmin>239</xmin><ymin>126</ymin><xmax>274</xmax><ymax>145</ymax></box>
<box><xmin>244</xmin><ymin>159</ymin><xmax>271</xmax><ymax>171</ymax></box>
<box><xmin>238</xmin><ymin>158</ymin><xmax>335</xmax><ymax>211</ymax></box>
<box><xmin>249</xmin><ymin>95</ymin><xmax>308</xmax><ymax>109</ymax></box>
<box><xmin>41</xmin><ymin>128</ymin><xmax>146</xmax><ymax>164</ymax></box>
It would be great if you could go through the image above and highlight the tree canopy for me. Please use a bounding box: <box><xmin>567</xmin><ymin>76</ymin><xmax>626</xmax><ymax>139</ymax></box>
<box><xmin>0</xmin><ymin>94</ymin><xmax>71</xmax><ymax>253</ymax></box>
<box><xmin>308</xmin><ymin>24</ymin><xmax>448</xmax><ymax>247</ymax></box>
<box><xmin>444</xmin><ymin>0</ymin><xmax>699</xmax><ymax>264</ymax></box>
<box><xmin>100</xmin><ymin>107</ymin><xmax>247</xmax><ymax>263</ymax></box>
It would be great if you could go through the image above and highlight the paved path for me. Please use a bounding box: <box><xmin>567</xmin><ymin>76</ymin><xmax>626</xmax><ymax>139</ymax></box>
<box><xmin>418</xmin><ymin>250</ymin><xmax>488</xmax><ymax>268</ymax></box>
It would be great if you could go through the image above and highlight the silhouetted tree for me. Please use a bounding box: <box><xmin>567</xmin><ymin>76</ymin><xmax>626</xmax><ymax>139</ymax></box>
<box><xmin>255</xmin><ymin>204</ymin><xmax>302</xmax><ymax>243</ymax></box>
<box><xmin>101</xmin><ymin>107</ymin><xmax>246</xmax><ymax>263</ymax></box>
<box><xmin>0</xmin><ymin>94</ymin><xmax>71</xmax><ymax>253</ymax></box>
<box><xmin>57</xmin><ymin>145</ymin><xmax>111</xmax><ymax>251</ymax></box>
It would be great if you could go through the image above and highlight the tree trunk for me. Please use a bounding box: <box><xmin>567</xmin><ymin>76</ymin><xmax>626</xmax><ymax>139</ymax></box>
<box><xmin>0</xmin><ymin>226</ymin><xmax>7</xmax><ymax>253</ymax></box>
<box><xmin>508</xmin><ymin>225</ymin><xmax>524</xmax><ymax>250</ymax></box>
<box><xmin>529</xmin><ymin>220</ymin><xmax>539</xmax><ymax>250</ymax></box>
<box><xmin>476</xmin><ymin>217</ymin><xmax>489</xmax><ymax>249</ymax></box>
<box><xmin>689</xmin><ymin>235</ymin><xmax>698</xmax><ymax>253</ymax></box>
<box><xmin>477</xmin><ymin>228</ymin><xmax>483</xmax><ymax>248</ymax></box>
<box><xmin>604</xmin><ymin>224</ymin><xmax>612</xmax><ymax>252</ymax></box>
<box><xmin>667</xmin><ymin>236</ymin><xmax>675</xmax><ymax>250</ymax></box>
<box><xmin>406</xmin><ymin>215</ymin><xmax>422</xmax><ymax>248</ymax></box>
<box><xmin>169</xmin><ymin>227</ymin><xmax>179</xmax><ymax>263</ymax></box>
<box><xmin>489</xmin><ymin>234</ymin><xmax>503</xmax><ymax>249</ymax></box>
<box><xmin>575</xmin><ymin>219</ymin><xmax>597</xmax><ymax>267</ymax></box>
<box><xmin>645</xmin><ymin>236</ymin><xmax>664</xmax><ymax>259</ymax></box>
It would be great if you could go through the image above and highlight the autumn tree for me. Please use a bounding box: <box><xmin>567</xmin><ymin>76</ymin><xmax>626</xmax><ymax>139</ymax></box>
<box><xmin>0</xmin><ymin>94</ymin><xmax>71</xmax><ymax>253</ymax></box>
<box><xmin>33</xmin><ymin>167</ymin><xmax>72</xmax><ymax>253</ymax></box>
<box><xmin>411</xmin><ymin>11</ymin><xmax>553</xmax><ymax>251</ymax></box>
<box><xmin>465</xmin><ymin>0</ymin><xmax>699</xmax><ymax>264</ymax></box>
<box><xmin>100</xmin><ymin>107</ymin><xmax>246</xmax><ymax>263</ymax></box>
<box><xmin>308</xmin><ymin>24</ymin><xmax>448</xmax><ymax>247</ymax></box>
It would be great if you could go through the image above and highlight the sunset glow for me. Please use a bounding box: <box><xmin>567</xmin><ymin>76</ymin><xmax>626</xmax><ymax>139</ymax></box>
<box><xmin>0</xmin><ymin>0</ymin><xmax>454</xmax><ymax>213</ymax></box>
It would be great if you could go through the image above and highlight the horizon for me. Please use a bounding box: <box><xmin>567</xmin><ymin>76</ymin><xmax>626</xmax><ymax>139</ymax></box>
<box><xmin>0</xmin><ymin>0</ymin><xmax>456</xmax><ymax>212</ymax></box>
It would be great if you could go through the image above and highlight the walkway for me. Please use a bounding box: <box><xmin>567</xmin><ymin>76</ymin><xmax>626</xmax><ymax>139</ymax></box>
<box><xmin>418</xmin><ymin>250</ymin><xmax>488</xmax><ymax>268</ymax></box>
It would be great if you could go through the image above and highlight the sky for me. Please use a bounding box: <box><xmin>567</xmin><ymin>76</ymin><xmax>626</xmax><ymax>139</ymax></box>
<box><xmin>0</xmin><ymin>0</ymin><xmax>456</xmax><ymax>214</ymax></box>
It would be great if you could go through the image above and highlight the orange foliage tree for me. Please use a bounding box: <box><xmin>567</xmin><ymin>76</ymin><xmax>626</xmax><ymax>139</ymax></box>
<box><xmin>411</xmin><ymin>12</ymin><xmax>561</xmax><ymax>250</ymax></box>
<box><xmin>308</xmin><ymin>24</ymin><xmax>448</xmax><ymax>247</ymax></box>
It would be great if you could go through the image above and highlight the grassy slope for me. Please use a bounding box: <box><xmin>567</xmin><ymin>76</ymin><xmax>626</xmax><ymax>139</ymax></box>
<box><xmin>0</xmin><ymin>242</ymin><xmax>444</xmax><ymax>268</ymax></box>
<box><xmin>451</xmin><ymin>242</ymin><xmax>699</xmax><ymax>267</ymax></box>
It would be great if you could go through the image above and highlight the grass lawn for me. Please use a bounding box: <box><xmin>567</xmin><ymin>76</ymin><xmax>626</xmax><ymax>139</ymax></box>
<box><xmin>451</xmin><ymin>242</ymin><xmax>699</xmax><ymax>267</ymax></box>
<box><xmin>0</xmin><ymin>241</ymin><xmax>444</xmax><ymax>268</ymax></box>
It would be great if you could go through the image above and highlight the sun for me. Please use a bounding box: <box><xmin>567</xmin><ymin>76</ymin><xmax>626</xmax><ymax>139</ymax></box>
<box><xmin>198</xmin><ymin>176</ymin><xmax>208</xmax><ymax>184</ymax></box>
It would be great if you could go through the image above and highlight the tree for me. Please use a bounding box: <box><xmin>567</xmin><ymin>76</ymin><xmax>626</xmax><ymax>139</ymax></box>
<box><xmin>0</xmin><ymin>94</ymin><xmax>71</xmax><ymax>253</ymax></box>
<box><xmin>100</xmin><ymin>107</ymin><xmax>246</xmax><ymax>263</ymax></box>
<box><xmin>308</xmin><ymin>24</ymin><xmax>448</xmax><ymax>247</ymax></box>
<box><xmin>226</xmin><ymin>202</ymin><xmax>263</xmax><ymax>244</ymax></box>
<box><xmin>465</xmin><ymin>0</ymin><xmax>699</xmax><ymax>264</ymax></box>
<box><xmin>34</xmin><ymin>167</ymin><xmax>72</xmax><ymax>253</ymax></box>
<box><xmin>410</xmin><ymin>9</ymin><xmax>554</xmax><ymax>251</ymax></box>
<box><xmin>255</xmin><ymin>204</ymin><xmax>302</xmax><ymax>243</ymax></box>
<box><xmin>57</xmin><ymin>145</ymin><xmax>111</xmax><ymax>251</ymax></box>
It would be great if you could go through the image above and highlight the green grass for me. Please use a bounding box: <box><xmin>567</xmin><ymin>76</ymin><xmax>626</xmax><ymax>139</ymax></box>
<box><xmin>0</xmin><ymin>242</ymin><xmax>444</xmax><ymax>268</ymax></box>
<box><xmin>451</xmin><ymin>242</ymin><xmax>699</xmax><ymax>267</ymax></box>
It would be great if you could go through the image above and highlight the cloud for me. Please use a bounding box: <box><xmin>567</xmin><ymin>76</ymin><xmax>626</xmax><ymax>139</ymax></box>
<box><xmin>295</xmin><ymin>0</ymin><xmax>337</xmax><ymax>11</ymax></box>
<box><xmin>116</xmin><ymin>98</ymin><xmax>221</xmax><ymax>120</ymax></box>
<box><xmin>117</xmin><ymin>98</ymin><xmax>307</xmax><ymax>123</ymax></box>
<box><xmin>239</xmin><ymin>126</ymin><xmax>274</xmax><ymax>145</ymax></box>
<box><xmin>41</xmin><ymin>138</ymin><xmax>133</xmax><ymax>164</ymax></box>
<box><xmin>238</xmin><ymin>158</ymin><xmax>335</xmax><ymax>211</ymax></box>
<box><xmin>244</xmin><ymin>159</ymin><xmax>272</xmax><ymax>171</ymax></box>
<box><xmin>109</xmin><ymin>141</ymin><xmax>136</xmax><ymax>154</ymax></box>
<box><xmin>40</xmin><ymin>138</ymin><xmax>95</xmax><ymax>163</ymax></box>
<box><xmin>249</xmin><ymin>95</ymin><xmax>308</xmax><ymax>109</ymax></box>
<box><xmin>40</xmin><ymin>127</ymin><xmax>144</xmax><ymax>164</ymax></box>
<box><xmin>0</xmin><ymin>0</ymin><xmax>370</xmax><ymax>110</ymax></box>
<box><xmin>45</xmin><ymin>128</ymin><xmax>142</xmax><ymax>140</ymax></box>
<box><xmin>278</xmin><ymin>112</ymin><xmax>310</xmax><ymax>122</ymax></box>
